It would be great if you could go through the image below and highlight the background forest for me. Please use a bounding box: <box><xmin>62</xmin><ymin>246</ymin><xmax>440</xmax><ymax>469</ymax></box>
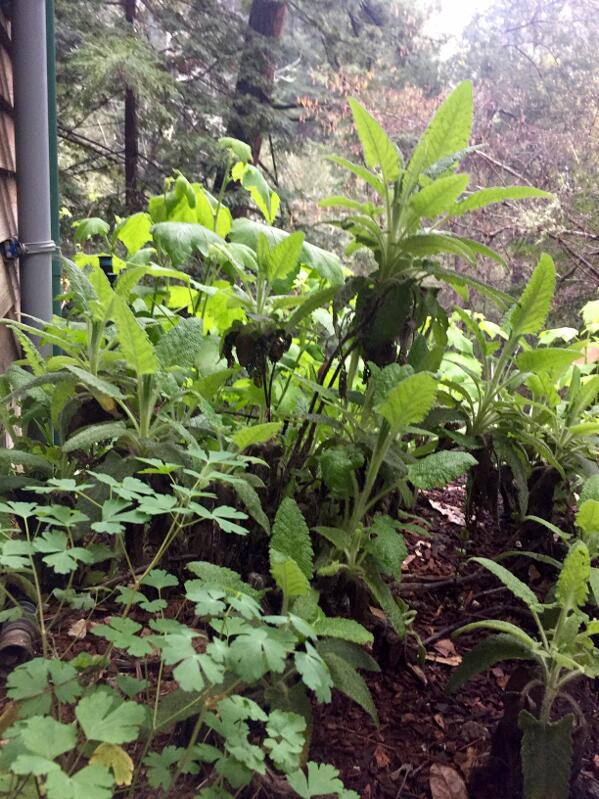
<box><xmin>56</xmin><ymin>0</ymin><xmax>599</xmax><ymax>322</ymax></box>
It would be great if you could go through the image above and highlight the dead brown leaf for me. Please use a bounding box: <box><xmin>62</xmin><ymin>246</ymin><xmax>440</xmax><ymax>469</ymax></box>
<box><xmin>67</xmin><ymin>618</ymin><xmax>87</xmax><ymax>640</ymax></box>
<box><xmin>428</xmin><ymin>499</ymin><xmax>466</xmax><ymax>527</ymax></box>
<box><xmin>454</xmin><ymin>746</ymin><xmax>478</xmax><ymax>777</ymax></box>
<box><xmin>429</xmin><ymin>763</ymin><xmax>469</xmax><ymax>799</ymax></box>
<box><xmin>491</xmin><ymin>665</ymin><xmax>508</xmax><ymax>689</ymax></box>
<box><xmin>373</xmin><ymin>745</ymin><xmax>391</xmax><ymax>769</ymax></box>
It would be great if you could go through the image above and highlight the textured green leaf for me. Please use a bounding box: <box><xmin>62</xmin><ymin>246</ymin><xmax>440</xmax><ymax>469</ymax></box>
<box><xmin>508</xmin><ymin>254</ymin><xmax>556</xmax><ymax>337</ymax></box>
<box><xmin>155</xmin><ymin>317</ymin><xmax>205</xmax><ymax>370</ymax></box>
<box><xmin>112</xmin><ymin>296</ymin><xmax>157</xmax><ymax>376</ymax></box>
<box><xmin>320</xmin><ymin>446</ymin><xmax>364</xmax><ymax>499</ymax></box>
<box><xmin>471</xmin><ymin>557</ymin><xmax>543</xmax><ymax>611</ymax></box>
<box><xmin>271</xmin><ymin>498</ymin><xmax>314</xmax><ymax>580</ymax></box>
<box><xmin>321</xmin><ymin>649</ymin><xmax>378</xmax><ymax>725</ymax></box>
<box><xmin>409</xmin><ymin>173</ymin><xmax>469</xmax><ymax>219</ymax></box>
<box><xmin>450</xmin><ymin>185</ymin><xmax>551</xmax><ymax>216</ymax></box>
<box><xmin>348</xmin><ymin>98</ymin><xmax>401</xmax><ymax>182</ymax></box>
<box><xmin>581</xmin><ymin>476</ymin><xmax>599</xmax><ymax>504</ymax></box>
<box><xmin>407</xmin><ymin>451</ymin><xmax>476</xmax><ymax>489</ymax></box>
<box><xmin>367</xmin><ymin>516</ymin><xmax>407</xmax><ymax>578</ymax></box>
<box><xmin>233</xmin><ymin>480</ymin><xmax>270</xmax><ymax>535</ymax></box>
<box><xmin>62</xmin><ymin>421</ymin><xmax>127</xmax><ymax>454</ymax></box>
<box><xmin>271</xmin><ymin>554</ymin><xmax>311</xmax><ymax>600</ymax></box>
<box><xmin>518</xmin><ymin>711</ymin><xmax>573</xmax><ymax>799</ymax></box>
<box><xmin>232</xmin><ymin>422</ymin><xmax>281</xmax><ymax>452</ymax></box>
<box><xmin>375</xmin><ymin>372</ymin><xmax>438</xmax><ymax>431</ymax></box>
<box><xmin>576</xmin><ymin>499</ymin><xmax>599</xmax><ymax>535</ymax></box>
<box><xmin>516</xmin><ymin>348</ymin><xmax>579</xmax><ymax>378</ymax></box>
<box><xmin>404</xmin><ymin>81</ymin><xmax>473</xmax><ymax>195</ymax></box>
<box><xmin>447</xmin><ymin>634</ymin><xmax>535</xmax><ymax>693</ymax></box>
<box><xmin>263</xmin><ymin>231</ymin><xmax>305</xmax><ymax>282</ymax></box>
<box><xmin>312</xmin><ymin>617</ymin><xmax>373</xmax><ymax>646</ymax></box>
<box><xmin>556</xmin><ymin>541</ymin><xmax>590</xmax><ymax>609</ymax></box>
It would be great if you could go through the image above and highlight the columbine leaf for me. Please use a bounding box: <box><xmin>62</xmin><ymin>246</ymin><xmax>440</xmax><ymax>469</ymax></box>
<box><xmin>76</xmin><ymin>691</ymin><xmax>146</xmax><ymax>744</ymax></box>
<box><xmin>287</xmin><ymin>762</ymin><xmax>346</xmax><ymax>799</ymax></box>
<box><xmin>295</xmin><ymin>642</ymin><xmax>333</xmax><ymax>702</ymax></box>
<box><xmin>228</xmin><ymin>627</ymin><xmax>294</xmax><ymax>681</ymax></box>
<box><xmin>20</xmin><ymin>716</ymin><xmax>76</xmax><ymax>760</ymax></box>
<box><xmin>264</xmin><ymin>710</ymin><xmax>306</xmax><ymax>773</ymax></box>
<box><xmin>144</xmin><ymin>745</ymin><xmax>185</xmax><ymax>790</ymax></box>
<box><xmin>45</xmin><ymin>763</ymin><xmax>114</xmax><ymax>799</ymax></box>
<box><xmin>90</xmin><ymin>743</ymin><xmax>134</xmax><ymax>787</ymax></box>
<box><xmin>92</xmin><ymin>617</ymin><xmax>154</xmax><ymax>657</ymax></box>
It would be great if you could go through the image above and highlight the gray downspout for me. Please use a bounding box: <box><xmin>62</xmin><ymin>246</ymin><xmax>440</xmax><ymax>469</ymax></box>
<box><xmin>13</xmin><ymin>0</ymin><xmax>54</xmax><ymax>349</ymax></box>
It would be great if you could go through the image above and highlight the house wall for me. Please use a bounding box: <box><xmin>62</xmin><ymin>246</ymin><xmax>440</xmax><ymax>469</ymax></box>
<box><xmin>0</xmin><ymin>2</ymin><xmax>19</xmax><ymax>372</ymax></box>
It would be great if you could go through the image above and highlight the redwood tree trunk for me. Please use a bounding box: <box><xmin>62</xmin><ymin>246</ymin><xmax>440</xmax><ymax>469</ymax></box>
<box><xmin>124</xmin><ymin>0</ymin><xmax>139</xmax><ymax>211</ymax></box>
<box><xmin>228</xmin><ymin>0</ymin><xmax>288</xmax><ymax>165</ymax></box>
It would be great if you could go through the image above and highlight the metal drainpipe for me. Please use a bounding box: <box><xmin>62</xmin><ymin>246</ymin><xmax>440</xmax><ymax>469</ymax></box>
<box><xmin>46</xmin><ymin>0</ymin><xmax>62</xmax><ymax>317</ymax></box>
<box><xmin>13</xmin><ymin>0</ymin><xmax>54</xmax><ymax>351</ymax></box>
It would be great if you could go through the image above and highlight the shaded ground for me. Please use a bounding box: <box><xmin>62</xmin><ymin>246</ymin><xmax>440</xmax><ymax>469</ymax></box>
<box><xmin>311</xmin><ymin>486</ymin><xmax>599</xmax><ymax>799</ymax></box>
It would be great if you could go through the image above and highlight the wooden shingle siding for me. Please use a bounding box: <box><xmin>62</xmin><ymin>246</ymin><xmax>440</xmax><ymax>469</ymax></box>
<box><xmin>0</xmin><ymin>1</ymin><xmax>19</xmax><ymax>372</ymax></box>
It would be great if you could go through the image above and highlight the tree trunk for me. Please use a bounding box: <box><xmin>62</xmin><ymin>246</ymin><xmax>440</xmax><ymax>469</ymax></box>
<box><xmin>124</xmin><ymin>0</ymin><xmax>139</xmax><ymax>212</ymax></box>
<box><xmin>228</xmin><ymin>0</ymin><xmax>288</xmax><ymax>165</ymax></box>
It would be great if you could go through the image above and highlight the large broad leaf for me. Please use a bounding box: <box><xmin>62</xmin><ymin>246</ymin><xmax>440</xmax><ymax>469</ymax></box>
<box><xmin>263</xmin><ymin>231</ymin><xmax>305</xmax><ymax>282</ymax></box>
<box><xmin>375</xmin><ymin>371</ymin><xmax>438</xmax><ymax>432</ymax></box>
<box><xmin>230</xmin><ymin>219</ymin><xmax>344</xmax><ymax>285</ymax></box>
<box><xmin>447</xmin><ymin>633</ymin><xmax>534</xmax><ymax>693</ymax></box>
<box><xmin>348</xmin><ymin>98</ymin><xmax>401</xmax><ymax>182</ymax></box>
<box><xmin>407</xmin><ymin>451</ymin><xmax>477</xmax><ymax>489</ymax></box>
<box><xmin>112</xmin><ymin>296</ymin><xmax>158</xmax><ymax>376</ymax></box>
<box><xmin>404</xmin><ymin>81</ymin><xmax>473</xmax><ymax>196</ymax></box>
<box><xmin>271</xmin><ymin>498</ymin><xmax>314</xmax><ymax>580</ymax></box>
<box><xmin>401</xmin><ymin>233</ymin><xmax>476</xmax><ymax>262</ymax></box>
<box><xmin>518</xmin><ymin>711</ymin><xmax>573</xmax><ymax>799</ymax></box>
<box><xmin>73</xmin><ymin>217</ymin><xmax>110</xmax><ymax>244</ymax></box>
<box><xmin>366</xmin><ymin>516</ymin><xmax>407</xmax><ymax>579</ymax></box>
<box><xmin>152</xmin><ymin>221</ymin><xmax>222</xmax><ymax>264</ymax></box>
<box><xmin>556</xmin><ymin>541</ymin><xmax>590</xmax><ymax>609</ymax></box>
<box><xmin>507</xmin><ymin>254</ymin><xmax>556</xmax><ymax>337</ymax></box>
<box><xmin>115</xmin><ymin>212</ymin><xmax>153</xmax><ymax>254</ymax></box>
<box><xmin>449</xmin><ymin>185</ymin><xmax>551</xmax><ymax>216</ymax></box>
<box><xmin>471</xmin><ymin>557</ymin><xmax>543</xmax><ymax>612</ymax></box>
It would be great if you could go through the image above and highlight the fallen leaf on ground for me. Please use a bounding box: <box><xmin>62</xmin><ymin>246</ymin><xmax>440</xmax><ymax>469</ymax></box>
<box><xmin>373</xmin><ymin>744</ymin><xmax>391</xmax><ymax>769</ymax></box>
<box><xmin>428</xmin><ymin>500</ymin><xmax>466</xmax><ymax>526</ymax></box>
<box><xmin>434</xmin><ymin>639</ymin><xmax>459</xmax><ymax>658</ymax></box>
<box><xmin>455</xmin><ymin>746</ymin><xmax>478</xmax><ymax>777</ymax></box>
<box><xmin>434</xmin><ymin>713</ymin><xmax>445</xmax><ymax>730</ymax></box>
<box><xmin>430</xmin><ymin>763</ymin><xmax>469</xmax><ymax>799</ymax></box>
<box><xmin>67</xmin><ymin>618</ymin><xmax>87</xmax><ymax>639</ymax></box>
<box><xmin>491</xmin><ymin>665</ymin><xmax>508</xmax><ymax>689</ymax></box>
